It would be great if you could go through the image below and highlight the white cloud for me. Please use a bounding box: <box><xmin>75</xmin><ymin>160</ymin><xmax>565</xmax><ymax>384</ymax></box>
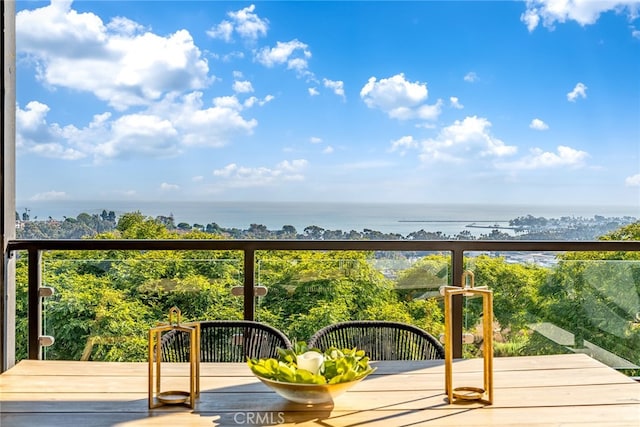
<box><xmin>255</xmin><ymin>39</ymin><xmax>312</xmax><ymax>75</ymax></box>
<box><xmin>16</xmin><ymin>100</ymin><xmax>50</xmax><ymax>135</ymax></box>
<box><xmin>29</xmin><ymin>191</ymin><xmax>70</xmax><ymax>201</ymax></box>
<box><xmin>521</xmin><ymin>0</ymin><xmax>640</xmax><ymax>33</ymax></box>
<box><xmin>233</xmin><ymin>80</ymin><xmax>254</xmax><ymax>93</ymax></box>
<box><xmin>390</xmin><ymin>135</ymin><xmax>419</xmax><ymax>156</ymax></box>
<box><xmin>278</xmin><ymin>159</ymin><xmax>308</xmax><ymax>173</ymax></box>
<box><xmin>360</xmin><ymin>73</ymin><xmax>441</xmax><ymax>122</ymax></box>
<box><xmin>521</xmin><ymin>7</ymin><xmax>541</xmax><ymax>32</ymax></box>
<box><xmin>263</xmin><ymin>94</ymin><xmax>276</xmax><ymax>104</ymax></box>
<box><xmin>310</xmin><ymin>137</ymin><xmax>322</xmax><ymax>144</ymax></box>
<box><xmin>243</xmin><ymin>94</ymin><xmax>274</xmax><ymax>108</ymax></box>
<box><xmin>322</xmin><ymin>146</ymin><xmax>334</xmax><ymax>154</ymax></box>
<box><xmin>418</xmin><ymin>116</ymin><xmax>517</xmax><ymax>163</ymax></box>
<box><xmin>212</xmin><ymin>159</ymin><xmax>308</xmax><ymax>187</ymax></box>
<box><xmin>464</xmin><ymin>72</ymin><xmax>478</xmax><ymax>83</ymax></box>
<box><xmin>160</xmin><ymin>182</ymin><xmax>180</xmax><ymax>192</ymax></box>
<box><xmin>207</xmin><ymin>21</ymin><xmax>234</xmax><ymax>42</ymax></box>
<box><xmin>16</xmin><ymin>3</ymin><xmax>211</xmax><ymax>111</ymax></box>
<box><xmin>625</xmin><ymin>173</ymin><xmax>640</xmax><ymax>186</ymax></box>
<box><xmin>107</xmin><ymin>17</ymin><xmax>146</xmax><ymax>36</ymax></box>
<box><xmin>229</xmin><ymin>4</ymin><xmax>269</xmax><ymax>40</ymax></box>
<box><xmin>529</xmin><ymin>118</ymin><xmax>549</xmax><ymax>130</ymax></box>
<box><xmin>361</xmin><ymin>74</ymin><xmax>427</xmax><ymax>109</ymax></box>
<box><xmin>497</xmin><ymin>145</ymin><xmax>589</xmax><ymax>170</ymax></box>
<box><xmin>95</xmin><ymin>113</ymin><xmax>179</xmax><ymax>159</ymax></box>
<box><xmin>166</xmin><ymin>92</ymin><xmax>258</xmax><ymax>147</ymax></box>
<box><xmin>148</xmin><ymin>91</ymin><xmax>258</xmax><ymax>149</ymax></box>
<box><xmin>308</xmin><ymin>87</ymin><xmax>319</xmax><ymax>96</ymax></box>
<box><xmin>17</xmin><ymin>1</ymin><xmax>107</xmax><ymax>50</ymax></box>
<box><xmin>414</xmin><ymin>100</ymin><xmax>443</xmax><ymax>121</ymax></box>
<box><xmin>16</xmin><ymin>101</ymin><xmax>86</xmax><ymax>160</ymax></box>
<box><xmin>30</xmin><ymin>142</ymin><xmax>86</xmax><ymax>160</ymax></box>
<box><xmin>567</xmin><ymin>82</ymin><xmax>588</xmax><ymax>102</ymax></box>
<box><xmin>17</xmin><ymin>89</ymin><xmax>261</xmax><ymax>162</ymax></box>
<box><xmin>13</xmin><ymin>2</ymin><xmax>294</xmax><ymax>166</ymax></box>
<box><xmin>206</xmin><ymin>4</ymin><xmax>268</xmax><ymax>42</ymax></box>
<box><xmin>323</xmin><ymin>78</ymin><xmax>345</xmax><ymax>99</ymax></box>
<box><xmin>213</xmin><ymin>163</ymin><xmax>239</xmax><ymax>178</ymax></box>
<box><xmin>450</xmin><ymin>96</ymin><xmax>464</xmax><ymax>109</ymax></box>
<box><xmin>219</xmin><ymin>51</ymin><xmax>245</xmax><ymax>62</ymax></box>
<box><xmin>287</xmin><ymin>58</ymin><xmax>310</xmax><ymax>74</ymax></box>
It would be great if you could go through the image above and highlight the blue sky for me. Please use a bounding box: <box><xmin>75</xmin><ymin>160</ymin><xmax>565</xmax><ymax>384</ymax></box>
<box><xmin>14</xmin><ymin>0</ymin><xmax>640</xmax><ymax>209</ymax></box>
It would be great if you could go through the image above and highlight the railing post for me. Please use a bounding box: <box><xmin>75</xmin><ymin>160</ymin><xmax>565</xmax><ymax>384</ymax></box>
<box><xmin>243</xmin><ymin>249</ymin><xmax>255</xmax><ymax>321</ymax></box>
<box><xmin>451</xmin><ymin>249</ymin><xmax>464</xmax><ymax>358</ymax></box>
<box><xmin>28</xmin><ymin>249</ymin><xmax>42</xmax><ymax>359</ymax></box>
<box><xmin>2</xmin><ymin>250</ymin><xmax>16</xmax><ymax>371</ymax></box>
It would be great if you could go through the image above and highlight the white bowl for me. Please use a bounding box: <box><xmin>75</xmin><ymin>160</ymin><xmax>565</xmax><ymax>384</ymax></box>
<box><xmin>255</xmin><ymin>374</ymin><xmax>372</xmax><ymax>405</ymax></box>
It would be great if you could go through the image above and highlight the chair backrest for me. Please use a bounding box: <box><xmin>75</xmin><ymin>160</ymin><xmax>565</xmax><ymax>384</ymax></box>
<box><xmin>307</xmin><ymin>320</ymin><xmax>445</xmax><ymax>360</ymax></box>
<box><xmin>161</xmin><ymin>320</ymin><xmax>292</xmax><ymax>362</ymax></box>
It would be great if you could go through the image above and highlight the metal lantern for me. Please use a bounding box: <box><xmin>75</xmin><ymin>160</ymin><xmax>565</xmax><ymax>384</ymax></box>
<box><xmin>148</xmin><ymin>307</ymin><xmax>200</xmax><ymax>409</ymax></box>
<box><xmin>443</xmin><ymin>271</ymin><xmax>493</xmax><ymax>405</ymax></box>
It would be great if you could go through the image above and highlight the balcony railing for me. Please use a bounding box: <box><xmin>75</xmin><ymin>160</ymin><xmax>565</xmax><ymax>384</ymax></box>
<box><xmin>6</xmin><ymin>238</ymin><xmax>640</xmax><ymax>370</ymax></box>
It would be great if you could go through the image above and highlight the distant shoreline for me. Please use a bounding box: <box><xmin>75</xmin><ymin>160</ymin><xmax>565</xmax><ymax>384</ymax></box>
<box><xmin>14</xmin><ymin>200</ymin><xmax>639</xmax><ymax>238</ymax></box>
<box><xmin>399</xmin><ymin>220</ymin><xmax>504</xmax><ymax>223</ymax></box>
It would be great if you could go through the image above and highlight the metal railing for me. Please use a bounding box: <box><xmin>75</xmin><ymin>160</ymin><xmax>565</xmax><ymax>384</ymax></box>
<box><xmin>7</xmin><ymin>238</ymin><xmax>640</xmax><ymax>362</ymax></box>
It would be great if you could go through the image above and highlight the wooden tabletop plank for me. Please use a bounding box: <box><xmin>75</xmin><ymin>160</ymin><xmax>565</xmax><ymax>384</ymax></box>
<box><xmin>1</xmin><ymin>355</ymin><xmax>638</xmax><ymax>427</ymax></box>
<box><xmin>2</xmin><ymin>381</ymin><xmax>639</xmax><ymax>411</ymax></box>
<box><xmin>2</xmin><ymin>354</ymin><xmax>608</xmax><ymax>376</ymax></box>
<box><xmin>1</xmin><ymin>367</ymin><xmax>631</xmax><ymax>393</ymax></box>
<box><xmin>2</xmin><ymin>405</ymin><xmax>640</xmax><ymax>427</ymax></box>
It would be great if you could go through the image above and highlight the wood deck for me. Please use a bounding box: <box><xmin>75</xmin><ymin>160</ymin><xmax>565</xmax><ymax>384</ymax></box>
<box><xmin>1</xmin><ymin>354</ymin><xmax>639</xmax><ymax>426</ymax></box>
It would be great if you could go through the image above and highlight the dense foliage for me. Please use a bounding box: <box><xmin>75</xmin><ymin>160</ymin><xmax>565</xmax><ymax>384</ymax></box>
<box><xmin>14</xmin><ymin>213</ymin><xmax>640</xmax><ymax>371</ymax></box>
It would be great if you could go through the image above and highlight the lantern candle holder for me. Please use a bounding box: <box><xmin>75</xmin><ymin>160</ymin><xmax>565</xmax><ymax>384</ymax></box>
<box><xmin>443</xmin><ymin>271</ymin><xmax>493</xmax><ymax>405</ymax></box>
<box><xmin>148</xmin><ymin>307</ymin><xmax>200</xmax><ymax>409</ymax></box>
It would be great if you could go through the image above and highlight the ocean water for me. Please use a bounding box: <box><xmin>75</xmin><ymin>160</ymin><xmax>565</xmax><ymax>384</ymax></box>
<box><xmin>15</xmin><ymin>200</ymin><xmax>639</xmax><ymax>237</ymax></box>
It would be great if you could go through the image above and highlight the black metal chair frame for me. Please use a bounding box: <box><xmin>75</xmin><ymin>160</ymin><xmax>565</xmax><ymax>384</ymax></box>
<box><xmin>161</xmin><ymin>320</ymin><xmax>292</xmax><ymax>362</ymax></box>
<box><xmin>307</xmin><ymin>320</ymin><xmax>445</xmax><ymax>360</ymax></box>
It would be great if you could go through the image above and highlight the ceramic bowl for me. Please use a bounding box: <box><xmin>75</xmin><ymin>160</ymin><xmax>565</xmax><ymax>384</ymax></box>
<box><xmin>254</xmin><ymin>372</ymin><xmax>373</xmax><ymax>405</ymax></box>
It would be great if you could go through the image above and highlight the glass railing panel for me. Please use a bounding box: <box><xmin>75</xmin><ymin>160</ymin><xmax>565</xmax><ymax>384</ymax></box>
<box><xmin>13</xmin><ymin>250</ymin><xmax>29</xmax><ymax>362</ymax></box>
<box><xmin>255</xmin><ymin>251</ymin><xmax>449</xmax><ymax>343</ymax></box>
<box><xmin>27</xmin><ymin>254</ymin><xmax>244</xmax><ymax>361</ymax></box>
<box><xmin>463</xmin><ymin>253</ymin><xmax>640</xmax><ymax>374</ymax></box>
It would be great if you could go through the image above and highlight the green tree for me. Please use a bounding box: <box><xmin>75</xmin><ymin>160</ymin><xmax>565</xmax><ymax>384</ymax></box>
<box><xmin>256</xmin><ymin>250</ymin><xmax>440</xmax><ymax>342</ymax></box>
<box><xmin>471</xmin><ymin>256</ymin><xmax>546</xmax><ymax>332</ymax></box>
<box><xmin>43</xmin><ymin>268</ymin><xmax>151</xmax><ymax>361</ymax></box>
<box><xmin>117</xmin><ymin>212</ymin><xmax>169</xmax><ymax>239</ymax></box>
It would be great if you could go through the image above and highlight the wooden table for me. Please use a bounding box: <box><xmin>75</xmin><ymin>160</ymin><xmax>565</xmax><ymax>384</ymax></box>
<box><xmin>1</xmin><ymin>354</ymin><xmax>638</xmax><ymax>426</ymax></box>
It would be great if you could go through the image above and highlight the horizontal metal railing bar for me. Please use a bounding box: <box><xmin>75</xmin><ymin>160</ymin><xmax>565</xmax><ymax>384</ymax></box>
<box><xmin>8</xmin><ymin>239</ymin><xmax>640</xmax><ymax>252</ymax></box>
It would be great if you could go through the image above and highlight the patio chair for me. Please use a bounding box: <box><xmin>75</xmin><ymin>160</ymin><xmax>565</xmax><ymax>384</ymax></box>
<box><xmin>161</xmin><ymin>320</ymin><xmax>293</xmax><ymax>362</ymax></box>
<box><xmin>307</xmin><ymin>320</ymin><xmax>445</xmax><ymax>360</ymax></box>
